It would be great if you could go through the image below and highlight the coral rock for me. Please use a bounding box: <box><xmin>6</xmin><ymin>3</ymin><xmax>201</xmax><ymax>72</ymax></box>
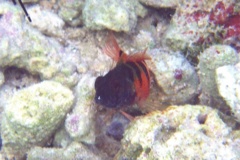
<box><xmin>0</xmin><ymin>71</ymin><xmax>4</xmax><ymax>87</ymax></box>
<box><xmin>28</xmin><ymin>5</ymin><xmax>65</xmax><ymax>37</ymax></box>
<box><xmin>145</xmin><ymin>49</ymin><xmax>199</xmax><ymax>112</ymax></box>
<box><xmin>82</xmin><ymin>0</ymin><xmax>147</xmax><ymax>32</ymax></box>
<box><xmin>139</xmin><ymin>0</ymin><xmax>178</xmax><ymax>9</ymax></box>
<box><xmin>1</xmin><ymin>81</ymin><xmax>74</xmax><ymax>159</ymax></box>
<box><xmin>216</xmin><ymin>64</ymin><xmax>240</xmax><ymax>122</ymax></box>
<box><xmin>65</xmin><ymin>74</ymin><xmax>96</xmax><ymax>144</ymax></box>
<box><xmin>0</xmin><ymin>2</ymin><xmax>79</xmax><ymax>87</ymax></box>
<box><xmin>116</xmin><ymin>105</ymin><xmax>239</xmax><ymax>159</ymax></box>
<box><xmin>58</xmin><ymin>0</ymin><xmax>85</xmax><ymax>26</ymax></box>
<box><xmin>198</xmin><ymin>45</ymin><xmax>238</xmax><ymax>109</ymax></box>
<box><xmin>27</xmin><ymin>142</ymin><xmax>105</xmax><ymax>160</ymax></box>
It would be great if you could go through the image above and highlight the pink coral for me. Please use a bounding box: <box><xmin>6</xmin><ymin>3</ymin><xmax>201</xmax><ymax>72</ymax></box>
<box><xmin>223</xmin><ymin>15</ymin><xmax>240</xmax><ymax>39</ymax></box>
<box><xmin>183</xmin><ymin>1</ymin><xmax>240</xmax><ymax>48</ymax></box>
<box><xmin>209</xmin><ymin>2</ymin><xmax>234</xmax><ymax>25</ymax></box>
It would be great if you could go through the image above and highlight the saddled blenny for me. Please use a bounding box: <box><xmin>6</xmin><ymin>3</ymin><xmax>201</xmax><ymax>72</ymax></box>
<box><xmin>95</xmin><ymin>32</ymin><xmax>151</xmax><ymax>109</ymax></box>
<box><xmin>12</xmin><ymin>0</ymin><xmax>31</xmax><ymax>22</ymax></box>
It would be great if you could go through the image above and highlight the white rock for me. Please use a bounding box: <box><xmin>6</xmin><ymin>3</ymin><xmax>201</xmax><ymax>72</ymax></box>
<box><xmin>216</xmin><ymin>64</ymin><xmax>240</xmax><ymax>122</ymax></box>
<box><xmin>28</xmin><ymin>5</ymin><xmax>65</xmax><ymax>37</ymax></box>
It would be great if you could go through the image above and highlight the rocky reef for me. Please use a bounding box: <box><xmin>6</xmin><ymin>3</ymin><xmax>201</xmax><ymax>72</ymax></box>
<box><xmin>64</xmin><ymin>74</ymin><xmax>96</xmax><ymax>144</ymax></box>
<box><xmin>216</xmin><ymin>64</ymin><xmax>240</xmax><ymax>123</ymax></box>
<box><xmin>0</xmin><ymin>0</ymin><xmax>239</xmax><ymax>159</ymax></box>
<box><xmin>27</xmin><ymin>142</ymin><xmax>107</xmax><ymax>160</ymax></box>
<box><xmin>116</xmin><ymin>105</ymin><xmax>240</xmax><ymax>159</ymax></box>
<box><xmin>1</xmin><ymin>81</ymin><xmax>74</xmax><ymax>159</ymax></box>
<box><xmin>83</xmin><ymin>0</ymin><xmax>147</xmax><ymax>32</ymax></box>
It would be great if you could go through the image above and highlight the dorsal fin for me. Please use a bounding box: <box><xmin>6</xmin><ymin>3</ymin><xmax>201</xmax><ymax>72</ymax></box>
<box><xmin>127</xmin><ymin>49</ymin><xmax>151</xmax><ymax>62</ymax></box>
<box><xmin>102</xmin><ymin>32</ymin><xmax>121</xmax><ymax>62</ymax></box>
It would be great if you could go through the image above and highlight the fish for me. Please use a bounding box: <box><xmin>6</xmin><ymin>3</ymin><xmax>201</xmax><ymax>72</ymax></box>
<box><xmin>12</xmin><ymin>0</ymin><xmax>32</xmax><ymax>22</ymax></box>
<box><xmin>94</xmin><ymin>32</ymin><xmax>151</xmax><ymax>108</ymax></box>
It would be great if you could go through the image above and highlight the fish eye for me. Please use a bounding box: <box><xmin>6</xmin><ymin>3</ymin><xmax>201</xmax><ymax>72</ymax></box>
<box><xmin>95</xmin><ymin>95</ymin><xmax>102</xmax><ymax>104</ymax></box>
<box><xmin>97</xmin><ymin>96</ymin><xmax>101</xmax><ymax>100</ymax></box>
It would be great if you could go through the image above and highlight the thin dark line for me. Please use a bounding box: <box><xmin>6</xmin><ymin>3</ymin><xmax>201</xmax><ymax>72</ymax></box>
<box><xmin>137</xmin><ymin>61</ymin><xmax>150</xmax><ymax>82</ymax></box>
<box><xmin>126</xmin><ymin>62</ymin><xmax>142</xmax><ymax>86</ymax></box>
<box><xmin>16</xmin><ymin>0</ymin><xmax>32</xmax><ymax>22</ymax></box>
<box><xmin>12</xmin><ymin>0</ymin><xmax>17</xmax><ymax>5</ymax></box>
<box><xmin>119</xmin><ymin>50</ymin><xmax>123</xmax><ymax>57</ymax></box>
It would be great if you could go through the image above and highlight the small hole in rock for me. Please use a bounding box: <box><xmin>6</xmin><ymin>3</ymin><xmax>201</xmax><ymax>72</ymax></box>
<box><xmin>151</xmin><ymin>18</ymin><xmax>158</xmax><ymax>27</ymax></box>
<box><xmin>145</xmin><ymin>147</ymin><xmax>151</xmax><ymax>154</ymax></box>
<box><xmin>4</xmin><ymin>66</ymin><xmax>40</xmax><ymax>89</ymax></box>
<box><xmin>106</xmin><ymin>121</ymin><xmax>124</xmax><ymax>141</ymax></box>
<box><xmin>197</xmin><ymin>114</ymin><xmax>208</xmax><ymax>124</ymax></box>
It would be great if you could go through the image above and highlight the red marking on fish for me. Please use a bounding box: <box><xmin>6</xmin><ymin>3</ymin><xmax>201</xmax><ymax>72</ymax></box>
<box><xmin>94</xmin><ymin>32</ymin><xmax>151</xmax><ymax>108</ymax></box>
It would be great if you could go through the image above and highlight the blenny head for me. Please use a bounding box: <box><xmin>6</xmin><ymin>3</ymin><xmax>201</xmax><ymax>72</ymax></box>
<box><xmin>94</xmin><ymin>64</ymin><xmax>136</xmax><ymax>108</ymax></box>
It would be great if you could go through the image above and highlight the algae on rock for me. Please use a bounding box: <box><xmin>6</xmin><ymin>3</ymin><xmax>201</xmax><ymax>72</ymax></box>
<box><xmin>27</xmin><ymin>5</ymin><xmax>65</xmax><ymax>37</ymax></box>
<box><xmin>83</xmin><ymin>0</ymin><xmax>147</xmax><ymax>32</ymax></box>
<box><xmin>1</xmin><ymin>81</ymin><xmax>74</xmax><ymax>159</ymax></box>
<box><xmin>216</xmin><ymin>64</ymin><xmax>240</xmax><ymax>123</ymax></box>
<box><xmin>0</xmin><ymin>71</ymin><xmax>4</xmax><ymax>87</ymax></box>
<box><xmin>145</xmin><ymin>49</ymin><xmax>199</xmax><ymax>112</ymax></box>
<box><xmin>0</xmin><ymin>2</ymin><xmax>78</xmax><ymax>87</ymax></box>
<box><xmin>139</xmin><ymin>0</ymin><xmax>178</xmax><ymax>8</ymax></box>
<box><xmin>116</xmin><ymin>105</ymin><xmax>239</xmax><ymax>159</ymax></box>
<box><xmin>65</xmin><ymin>74</ymin><xmax>96</xmax><ymax>144</ymax></box>
<box><xmin>198</xmin><ymin>45</ymin><xmax>238</xmax><ymax>108</ymax></box>
<box><xmin>58</xmin><ymin>0</ymin><xmax>85</xmax><ymax>26</ymax></box>
<box><xmin>27</xmin><ymin>142</ymin><xmax>105</xmax><ymax>160</ymax></box>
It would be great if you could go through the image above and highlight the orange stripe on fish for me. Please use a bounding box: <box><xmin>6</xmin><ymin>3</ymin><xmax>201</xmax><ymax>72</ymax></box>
<box><xmin>95</xmin><ymin>32</ymin><xmax>151</xmax><ymax>108</ymax></box>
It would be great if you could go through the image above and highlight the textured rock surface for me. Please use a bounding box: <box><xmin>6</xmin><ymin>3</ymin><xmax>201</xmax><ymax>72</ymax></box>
<box><xmin>1</xmin><ymin>81</ymin><xmax>74</xmax><ymax>159</ymax></box>
<box><xmin>116</xmin><ymin>105</ymin><xmax>240</xmax><ymax>159</ymax></box>
<box><xmin>27</xmin><ymin>5</ymin><xmax>65</xmax><ymax>37</ymax></box>
<box><xmin>139</xmin><ymin>0</ymin><xmax>178</xmax><ymax>8</ymax></box>
<box><xmin>65</xmin><ymin>74</ymin><xmax>96</xmax><ymax>144</ymax></box>
<box><xmin>144</xmin><ymin>49</ymin><xmax>199</xmax><ymax>112</ymax></box>
<box><xmin>27</xmin><ymin>142</ymin><xmax>106</xmax><ymax>160</ymax></box>
<box><xmin>1</xmin><ymin>0</ymin><xmax>240</xmax><ymax>159</ymax></box>
<box><xmin>162</xmin><ymin>0</ymin><xmax>236</xmax><ymax>58</ymax></box>
<box><xmin>0</xmin><ymin>2</ymin><xmax>78</xmax><ymax>87</ymax></box>
<box><xmin>133</xmin><ymin>30</ymin><xmax>156</xmax><ymax>50</ymax></box>
<box><xmin>216</xmin><ymin>64</ymin><xmax>240</xmax><ymax>122</ymax></box>
<box><xmin>58</xmin><ymin>0</ymin><xmax>84</xmax><ymax>26</ymax></box>
<box><xmin>22</xmin><ymin>0</ymin><xmax>39</xmax><ymax>3</ymax></box>
<box><xmin>198</xmin><ymin>45</ymin><xmax>238</xmax><ymax>108</ymax></box>
<box><xmin>0</xmin><ymin>71</ymin><xmax>4</xmax><ymax>87</ymax></box>
<box><xmin>83</xmin><ymin>0</ymin><xmax>147</xmax><ymax>32</ymax></box>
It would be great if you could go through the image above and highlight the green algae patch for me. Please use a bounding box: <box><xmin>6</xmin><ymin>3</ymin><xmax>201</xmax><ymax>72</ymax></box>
<box><xmin>1</xmin><ymin>81</ymin><xmax>74</xmax><ymax>160</ymax></box>
<box><xmin>83</xmin><ymin>0</ymin><xmax>147</xmax><ymax>32</ymax></box>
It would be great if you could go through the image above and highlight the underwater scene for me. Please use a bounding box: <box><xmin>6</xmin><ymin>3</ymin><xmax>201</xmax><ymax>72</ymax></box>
<box><xmin>0</xmin><ymin>0</ymin><xmax>239</xmax><ymax>159</ymax></box>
